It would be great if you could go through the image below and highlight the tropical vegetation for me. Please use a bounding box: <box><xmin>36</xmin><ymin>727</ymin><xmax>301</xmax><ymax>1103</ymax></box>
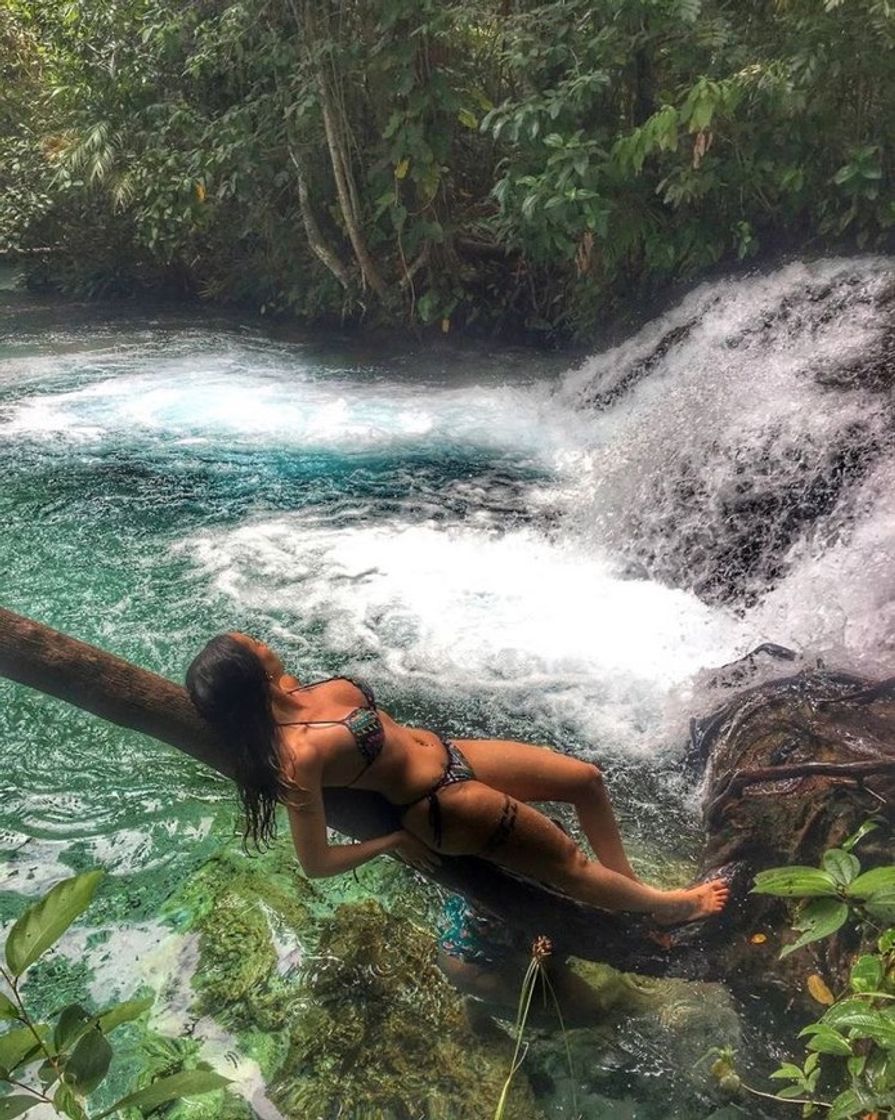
<box><xmin>3</xmin><ymin>0</ymin><xmax>895</xmax><ymax>339</ymax></box>
<box><xmin>0</xmin><ymin>870</ymin><xmax>230</xmax><ymax>1120</ymax></box>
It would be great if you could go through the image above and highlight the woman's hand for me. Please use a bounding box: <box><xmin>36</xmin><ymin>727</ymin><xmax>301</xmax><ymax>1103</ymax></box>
<box><xmin>391</xmin><ymin>830</ymin><xmax>441</xmax><ymax>873</ymax></box>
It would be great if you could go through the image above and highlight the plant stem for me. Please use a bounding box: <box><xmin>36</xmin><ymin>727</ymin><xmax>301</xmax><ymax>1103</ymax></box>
<box><xmin>2</xmin><ymin>969</ymin><xmax>64</xmax><ymax>1081</ymax></box>
<box><xmin>742</xmin><ymin>1082</ymin><xmax>832</xmax><ymax>1109</ymax></box>
<box><xmin>1</xmin><ymin>1075</ymin><xmax>51</xmax><ymax>1103</ymax></box>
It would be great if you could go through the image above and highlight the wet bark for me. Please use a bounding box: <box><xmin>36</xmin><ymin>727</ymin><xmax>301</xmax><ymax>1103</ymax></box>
<box><xmin>681</xmin><ymin>661</ymin><xmax>895</xmax><ymax>1000</ymax></box>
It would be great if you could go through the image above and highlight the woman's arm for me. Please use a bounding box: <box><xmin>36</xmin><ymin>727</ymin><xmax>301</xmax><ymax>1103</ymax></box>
<box><xmin>283</xmin><ymin>756</ymin><xmax>398</xmax><ymax>877</ymax></box>
<box><xmin>283</xmin><ymin>745</ymin><xmax>438</xmax><ymax>877</ymax></box>
<box><xmin>288</xmin><ymin>806</ymin><xmax>402</xmax><ymax>877</ymax></box>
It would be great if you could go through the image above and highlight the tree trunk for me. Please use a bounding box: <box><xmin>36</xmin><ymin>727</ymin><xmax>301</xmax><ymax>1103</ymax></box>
<box><xmin>289</xmin><ymin>147</ymin><xmax>353</xmax><ymax>290</ymax></box>
<box><xmin>0</xmin><ymin>604</ymin><xmax>714</xmax><ymax>980</ymax></box>
<box><xmin>297</xmin><ymin>0</ymin><xmax>388</xmax><ymax>299</ymax></box>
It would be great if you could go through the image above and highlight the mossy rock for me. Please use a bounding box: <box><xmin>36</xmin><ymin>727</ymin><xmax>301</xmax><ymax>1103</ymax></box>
<box><xmin>159</xmin><ymin>843</ymin><xmax>544</xmax><ymax>1118</ymax></box>
<box><xmin>168</xmin><ymin>843</ymin><xmax>314</xmax><ymax>1033</ymax></box>
<box><xmin>274</xmin><ymin>898</ymin><xmax>545</xmax><ymax>1120</ymax></box>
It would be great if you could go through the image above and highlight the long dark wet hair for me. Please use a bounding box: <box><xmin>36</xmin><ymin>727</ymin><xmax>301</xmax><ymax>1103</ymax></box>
<box><xmin>186</xmin><ymin>633</ymin><xmax>284</xmax><ymax>850</ymax></box>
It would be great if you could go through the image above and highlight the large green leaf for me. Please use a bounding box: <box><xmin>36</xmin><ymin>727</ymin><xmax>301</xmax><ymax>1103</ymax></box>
<box><xmin>822</xmin><ymin>997</ymin><xmax>871</xmax><ymax>1026</ymax></box>
<box><xmin>780</xmin><ymin>898</ymin><xmax>849</xmax><ymax>958</ymax></box>
<box><xmin>53</xmin><ymin>1004</ymin><xmax>92</xmax><ymax>1053</ymax></box>
<box><xmin>0</xmin><ymin>1025</ymin><xmax>47</xmax><ymax>1077</ymax></box>
<box><xmin>4</xmin><ymin>871</ymin><xmax>104</xmax><ymax>977</ymax></box>
<box><xmin>0</xmin><ymin>1095</ymin><xmax>39</xmax><ymax>1120</ymax></box>
<box><xmin>752</xmin><ymin>867</ymin><xmax>839</xmax><ymax>898</ymax></box>
<box><xmin>0</xmin><ymin>993</ymin><xmax>17</xmax><ymax>1022</ymax></box>
<box><xmin>95</xmin><ymin>1069</ymin><xmax>231</xmax><ymax>1119</ymax></box>
<box><xmin>822</xmin><ymin>998</ymin><xmax>895</xmax><ymax>1045</ymax></box>
<box><xmin>847</xmin><ymin>867</ymin><xmax>895</xmax><ymax>899</ymax></box>
<box><xmin>64</xmin><ymin>1026</ymin><xmax>112</xmax><ymax>1095</ymax></box>
<box><xmin>865</xmin><ymin>888</ymin><xmax>895</xmax><ymax>923</ymax></box>
<box><xmin>827</xmin><ymin>1088</ymin><xmax>864</xmax><ymax>1120</ymax></box>
<box><xmin>850</xmin><ymin>954</ymin><xmax>883</xmax><ymax>993</ymax></box>
<box><xmin>822</xmin><ymin>849</ymin><xmax>860</xmax><ymax>886</ymax></box>
<box><xmin>798</xmin><ymin>1022</ymin><xmax>852</xmax><ymax>1056</ymax></box>
<box><xmin>96</xmin><ymin>996</ymin><xmax>153</xmax><ymax>1035</ymax></box>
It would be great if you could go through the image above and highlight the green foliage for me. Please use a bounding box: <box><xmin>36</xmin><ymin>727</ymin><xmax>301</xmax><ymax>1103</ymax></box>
<box><xmin>748</xmin><ymin>821</ymin><xmax>895</xmax><ymax>1118</ymax></box>
<box><xmin>3</xmin><ymin>0</ymin><xmax>895</xmax><ymax>336</ymax></box>
<box><xmin>0</xmin><ymin>870</ymin><xmax>230</xmax><ymax>1119</ymax></box>
<box><xmin>5</xmin><ymin>870</ymin><xmax>103</xmax><ymax>977</ymax></box>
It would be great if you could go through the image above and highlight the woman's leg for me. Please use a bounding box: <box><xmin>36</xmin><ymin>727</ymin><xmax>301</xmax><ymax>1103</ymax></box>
<box><xmin>401</xmin><ymin>782</ymin><xmax>728</xmax><ymax>923</ymax></box>
<box><xmin>453</xmin><ymin>738</ymin><xmax>637</xmax><ymax>880</ymax></box>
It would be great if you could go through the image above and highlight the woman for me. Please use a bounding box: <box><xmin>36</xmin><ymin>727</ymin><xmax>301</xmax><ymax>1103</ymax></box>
<box><xmin>185</xmin><ymin>632</ymin><xmax>729</xmax><ymax>924</ymax></box>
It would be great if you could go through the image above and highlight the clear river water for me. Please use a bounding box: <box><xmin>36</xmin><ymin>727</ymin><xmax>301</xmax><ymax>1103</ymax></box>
<box><xmin>2</xmin><ymin>257</ymin><xmax>894</xmax><ymax>1119</ymax></box>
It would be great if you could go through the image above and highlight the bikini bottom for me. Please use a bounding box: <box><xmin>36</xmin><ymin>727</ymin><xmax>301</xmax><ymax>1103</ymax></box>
<box><xmin>398</xmin><ymin>735</ymin><xmax>518</xmax><ymax>853</ymax></box>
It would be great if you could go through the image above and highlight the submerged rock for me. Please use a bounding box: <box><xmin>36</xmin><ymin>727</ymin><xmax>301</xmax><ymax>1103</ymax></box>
<box><xmin>273</xmin><ymin>898</ymin><xmax>544</xmax><ymax>1120</ymax></box>
<box><xmin>155</xmin><ymin>844</ymin><xmax>544</xmax><ymax>1120</ymax></box>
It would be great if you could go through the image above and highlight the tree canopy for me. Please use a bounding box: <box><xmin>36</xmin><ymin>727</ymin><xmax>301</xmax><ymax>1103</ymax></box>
<box><xmin>3</xmin><ymin>0</ymin><xmax>894</xmax><ymax>339</ymax></box>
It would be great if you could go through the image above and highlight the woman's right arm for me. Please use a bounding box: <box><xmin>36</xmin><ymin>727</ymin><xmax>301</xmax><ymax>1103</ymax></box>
<box><xmin>284</xmin><ymin>747</ymin><xmax>438</xmax><ymax>877</ymax></box>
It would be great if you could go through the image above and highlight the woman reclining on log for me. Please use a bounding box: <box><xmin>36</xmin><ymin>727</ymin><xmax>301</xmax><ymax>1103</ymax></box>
<box><xmin>186</xmin><ymin>633</ymin><xmax>729</xmax><ymax>925</ymax></box>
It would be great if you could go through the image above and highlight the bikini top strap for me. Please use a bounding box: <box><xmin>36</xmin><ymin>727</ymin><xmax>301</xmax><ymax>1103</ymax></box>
<box><xmin>284</xmin><ymin>675</ymin><xmax>375</xmax><ymax>707</ymax></box>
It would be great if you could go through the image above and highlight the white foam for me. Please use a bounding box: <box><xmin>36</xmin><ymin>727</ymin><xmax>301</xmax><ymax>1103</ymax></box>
<box><xmin>0</xmin><ymin>363</ymin><xmax>579</xmax><ymax>461</ymax></box>
<box><xmin>755</xmin><ymin>458</ymin><xmax>895</xmax><ymax>675</ymax></box>
<box><xmin>180</xmin><ymin>515</ymin><xmax>758</xmax><ymax>753</ymax></box>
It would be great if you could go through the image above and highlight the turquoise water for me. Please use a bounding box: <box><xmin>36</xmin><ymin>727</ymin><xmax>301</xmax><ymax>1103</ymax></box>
<box><xmin>3</xmin><ymin>260</ymin><xmax>895</xmax><ymax>1117</ymax></box>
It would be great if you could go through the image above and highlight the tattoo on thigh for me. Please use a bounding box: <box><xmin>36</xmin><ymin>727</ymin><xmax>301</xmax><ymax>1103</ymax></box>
<box><xmin>481</xmin><ymin>795</ymin><xmax>518</xmax><ymax>854</ymax></box>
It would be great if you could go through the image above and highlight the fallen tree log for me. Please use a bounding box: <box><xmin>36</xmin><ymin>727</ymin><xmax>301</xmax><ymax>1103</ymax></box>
<box><xmin>2</xmin><ymin>605</ymin><xmax>893</xmax><ymax>994</ymax></box>
<box><xmin>0</xmin><ymin>604</ymin><xmax>696</xmax><ymax>978</ymax></box>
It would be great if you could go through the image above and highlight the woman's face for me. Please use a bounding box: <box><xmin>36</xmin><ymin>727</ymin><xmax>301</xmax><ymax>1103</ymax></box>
<box><xmin>229</xmin><ymin>632</ymin><xmax>285</xmax><ymax>682</ymax></box>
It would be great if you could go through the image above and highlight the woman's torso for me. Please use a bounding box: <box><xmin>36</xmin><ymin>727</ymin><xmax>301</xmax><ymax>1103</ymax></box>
<box><xmin>276</xmin><ymin>675</ymin><xmax>450</xmax><ymax>804</ymax></box>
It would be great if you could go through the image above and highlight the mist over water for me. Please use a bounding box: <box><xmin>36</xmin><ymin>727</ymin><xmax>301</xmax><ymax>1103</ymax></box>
<box><xmin>1</xmin><ymin>255</ymin><xmax>893</xmax><ymax>881</ymax></box>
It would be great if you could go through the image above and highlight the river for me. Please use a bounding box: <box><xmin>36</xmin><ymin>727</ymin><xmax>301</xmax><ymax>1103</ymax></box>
<box><xmin>2</xmin><ymin>256</ymin><xmax>894</xmax><ymax>1119</ymax></box>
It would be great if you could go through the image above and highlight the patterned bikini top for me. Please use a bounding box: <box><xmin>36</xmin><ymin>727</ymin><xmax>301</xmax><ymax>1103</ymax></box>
<box><xmin>280</xmin><ymin>675</ymin><xmax>385</xmax><ymax>784</ymax></box>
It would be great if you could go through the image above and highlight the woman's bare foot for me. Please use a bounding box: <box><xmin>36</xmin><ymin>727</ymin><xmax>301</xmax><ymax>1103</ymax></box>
<box><xmin>651</xmin><ymin>878</ymin><xmax>730</xmax><ymax>926</ymax></box>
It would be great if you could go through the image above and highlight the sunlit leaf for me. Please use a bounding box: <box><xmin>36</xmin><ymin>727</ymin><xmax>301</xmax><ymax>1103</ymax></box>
<box><xmin>841</xmin><ymin>819</ymin><xmax>879</xmax><ymax>852</ymax></box>
<box><xmin>848</xmin><ymin>867</ymin><xmax>895</xmax><ymax>899</ymax></box>
<box><xmin>5</xmin><ymin>871</ymin><xmax>104</xmax><ymax>977</ymax></box>
<box><xmin>769</xmin><ymin>1063</ymin><xmax>804</xmax><ymax>1080</ymax></box>
<box><xmin>95</xmin><ymin>1069</ymin><xmax>231</xmax><ymax>1119</ymax></box>
<box><xmin>96</xmin><ymin>996</ymin><xmax>153</xmax><ymax>1034</ymax></box>
<box><xmin>0</xmin><ymin>1025</ymin><xmax>47</xmax><ymax>1076</ymax></box>
<box><xmin>752</xmin><ymin>867</ymin><xmax>839</xmax><ymax>898</ymax></box>
<box><xmin>798</xmin><ymin>1023</ymin><xmax>852</xmax><ymax>1056</ymax></box>
<box><xmin>822</xmin><ymin>849</ymin><xmax>860</xmax><ymax>886</ymax></box>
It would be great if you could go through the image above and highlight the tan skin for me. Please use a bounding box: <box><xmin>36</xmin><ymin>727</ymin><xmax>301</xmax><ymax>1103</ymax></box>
<box><xmin>231</xmin><ymin>634</ymin><xmax>729</xmax><ymax>924</ymax></box>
